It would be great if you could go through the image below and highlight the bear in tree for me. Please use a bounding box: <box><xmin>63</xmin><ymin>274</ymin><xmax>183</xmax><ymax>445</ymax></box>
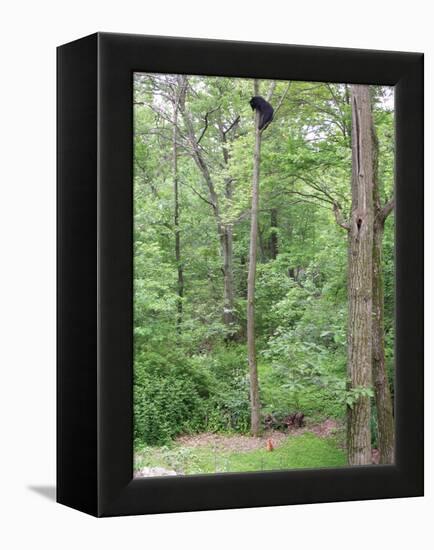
<box><xmin>249</xmin><ymin>96</ymin><xmax>274</xmax><ymax>130</ymax></box>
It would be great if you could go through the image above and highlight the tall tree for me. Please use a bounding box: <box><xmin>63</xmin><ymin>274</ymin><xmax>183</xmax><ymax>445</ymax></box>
<box><xmin>346</xmin><ymin>84</ymin><xmax>375</xmax><ymax>465</ymax></box>
<box><xmin>173</xmin><ymin>76</ymin><xmax>186</xmax><ymax>329</ymax></box>
<box><xmin>372</xmin><ymin>123</ymin><xmax>395</xmax><ymax>463</ymax></box>
<box><xmin>217</xmin><ymin>108</ymin><xmax>239</xmax><ymax>334</ymax></box>
<box><xmin>179</xmin><ymin>77</ymin><xmax>239</xmax><ymax>338</ymax></box>
<box><xmin>247</xmin><ymin>79</ymin><xmax>263</xmax><ymax>436</ymax></box>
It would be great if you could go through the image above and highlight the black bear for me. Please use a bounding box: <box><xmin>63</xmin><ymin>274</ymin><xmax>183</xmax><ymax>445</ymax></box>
<box><xmin>249</xmin><ymin>96</ymin><xmax>274</xmax><ymax>130</ymax></box>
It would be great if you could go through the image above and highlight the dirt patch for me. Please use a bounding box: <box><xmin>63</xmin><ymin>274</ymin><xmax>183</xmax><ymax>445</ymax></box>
<box><xmin>304</xmin><ymin>418</ymin><xmax>340</xmax><ymax>438</ymax></box>
<box><xmin>176</xmin><ymin>431</ymin><xmax>285</xmax><ymax>452</ymax></box>
<box><xmin>176</xmin><ymin>419</ymin><xmax>341</xmax><ymax>452</ymax></box>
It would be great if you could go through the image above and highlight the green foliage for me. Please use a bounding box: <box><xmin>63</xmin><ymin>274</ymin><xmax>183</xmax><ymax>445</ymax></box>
<box><xmin>134</xmin><ymin>345</ymin><xmax>252</xmax><ymax>445</ymax></box>
<box><xmin>134</xmin><ymin>352</ymin><xmax>209</xmax><ymax>445</ymax></box>
<box><xmin>345</xmin><ymin>386</ymin><xmax>375</xmax><ymax>410</ymax></box>
<box><xmin>132</xmin><ymin>74</ymin><xmax>395</xmax><ymax>465</ymax></box>
<box><xmin>191</xmin><ymin>345</ymin><xmax>251</xmax><ymax>433</ymax></box>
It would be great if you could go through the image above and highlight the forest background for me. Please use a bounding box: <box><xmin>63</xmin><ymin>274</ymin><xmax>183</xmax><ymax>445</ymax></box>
<box><xmin>133</xmin><ymin>74</ymin><xmax>395</xmax><ymax>475</ymax></box>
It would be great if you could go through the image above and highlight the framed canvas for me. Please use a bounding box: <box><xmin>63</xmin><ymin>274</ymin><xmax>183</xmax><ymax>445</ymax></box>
<box><xmin>57</xmin><ymin>32</ymin><xmax>423</xmax><ymax>517</ymax></box>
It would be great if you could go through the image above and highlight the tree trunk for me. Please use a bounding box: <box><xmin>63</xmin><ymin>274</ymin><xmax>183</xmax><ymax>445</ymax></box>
<box><xmin>247</xmin><ymin>81</ymin><xmax>262</xmax><ymax>437</ymax></box>
<box><xmin>221</xmin><ymin>226</ymin><xmax>236</xmax><ymax>332</ymax></box>
<box><xmin>218</xmin><ymin>117</ymin><xmax>237</xmax><ymax>336</ymax></box>
<box><xmin>372</xmin><ymin>217</ymin><xmax>395</xmax><ymax>463</ymax></box>
<box><xmin>347</xmin><ymin>85</ymin><xmax>374</xmax><ymax>465</ymax></box>
<box><xmin>372</xmin><ymin>123</ymin><xmax>395</xmax><ymax>464</ymax></box>
<box><xmin>173</xmin><ymin>78</ymin><xmax>185</xmax><ymax>330</ymax></box>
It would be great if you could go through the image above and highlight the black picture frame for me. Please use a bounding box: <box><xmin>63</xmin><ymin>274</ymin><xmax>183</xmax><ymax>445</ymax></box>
<box><xmin>57</xmin><ymin>32</ymin><xmax>424</xmax><ymax>517</ymax></box>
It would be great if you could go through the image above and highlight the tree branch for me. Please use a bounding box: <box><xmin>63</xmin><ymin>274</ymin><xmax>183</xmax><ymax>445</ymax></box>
<box><xmin>379</xmin><ymin>197</ymin><xmax>395</xmax><ymax>222</ymax></box>
<box><xmin>260</xmin><ymin>81</ymin><xmax>289</xmax><ymax>135</ymax></box>
<box><xmin>182</xmin><ymin>181</ymin><xmax>216</xmax><ymax>210</ymax></box>
<box><xmin>273</xmin><ymin>82</ymin><xmax>291</xmax><ymax>119</ymax></box>
<box><xmin>333</xmin><ymin>202</ymin><xmax>350</xmax><ymax>231</ymax></box>
<box><xmin>289</xmin><ymin>189</ymin><xmax>335</xmax><ymax>206</ymax></box>
<box><xmin>223</xmin><ymin>115</ymin><xmax>240</xmax><ymax>136</ymax></box>
<box><xmin>197</xmin><ymin>107</ymin><xmax>220</xmax><ymax>144</ymax></box>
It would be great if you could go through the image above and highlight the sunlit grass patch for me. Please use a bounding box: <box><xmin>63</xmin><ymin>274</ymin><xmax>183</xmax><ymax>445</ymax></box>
<box><xmin>134</xmin><ymin>432</ymin><xmax>346</xmax><ymax>476</ymax></box>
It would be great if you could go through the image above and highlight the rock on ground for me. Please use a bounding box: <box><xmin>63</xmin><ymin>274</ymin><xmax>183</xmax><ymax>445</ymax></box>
<box><xmin>135</xmin><ymin>466</ymin><xmax>178</xmax><ymax>477</ymax></box>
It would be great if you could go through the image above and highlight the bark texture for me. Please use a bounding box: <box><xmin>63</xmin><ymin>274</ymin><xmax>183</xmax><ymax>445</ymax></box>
<box><xmin>247</xmin><ymin>82</ymin><xmax>262</xmax><ymax>436</ymax></box>
<box><xmin>372</xmin><ymin>217</ymin><xmax>395</xmax><ymax>463</ymax></box>
<box><xmin>372</xmin><ymin>125</ymin><xmax>395</xmax><ymax>463</ymax></box>
<box><xmin>347</xmin><ymin>85</ymin><xmax>374</xmax><ymax>465</ymax></box>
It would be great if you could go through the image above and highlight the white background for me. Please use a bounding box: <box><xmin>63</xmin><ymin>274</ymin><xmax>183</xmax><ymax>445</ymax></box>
<box><xmin>0</xmin><ymin>1</ymin><xmax>431</xmax><ymax>548</ymax></box>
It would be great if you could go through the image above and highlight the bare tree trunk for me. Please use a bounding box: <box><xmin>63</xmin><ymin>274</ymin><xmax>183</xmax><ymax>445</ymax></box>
<box><xmin>372</xmin><ymin>123</ymin><xmax>395</xmax><ymax>463</ymax></box>
<box><xmin>372</xmin><ymin>215</ymin><xmax>395</xmax><ymax>463</ymax></box>
<box><xmin>247</xmin><ymin>80</ymin><xmax>262</xmax><ymax>437</ymax></box>
<box><xmin>347</xmin><ymin>85</ymin><xmax>374</xmax><ymax>465</ymax></box>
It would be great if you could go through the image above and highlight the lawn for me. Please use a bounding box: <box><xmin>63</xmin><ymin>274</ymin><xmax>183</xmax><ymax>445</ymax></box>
<box><xmin>134</xmin><ymin>432</ymin><xmax>346</xmax><ymax>476</ymax></box>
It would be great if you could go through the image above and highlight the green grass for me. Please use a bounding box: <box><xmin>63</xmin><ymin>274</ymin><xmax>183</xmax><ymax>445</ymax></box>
<box><xmin>134</xmin><ymin>432</ymin><xmax>346</xmax><ymax>476</ymax></box>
